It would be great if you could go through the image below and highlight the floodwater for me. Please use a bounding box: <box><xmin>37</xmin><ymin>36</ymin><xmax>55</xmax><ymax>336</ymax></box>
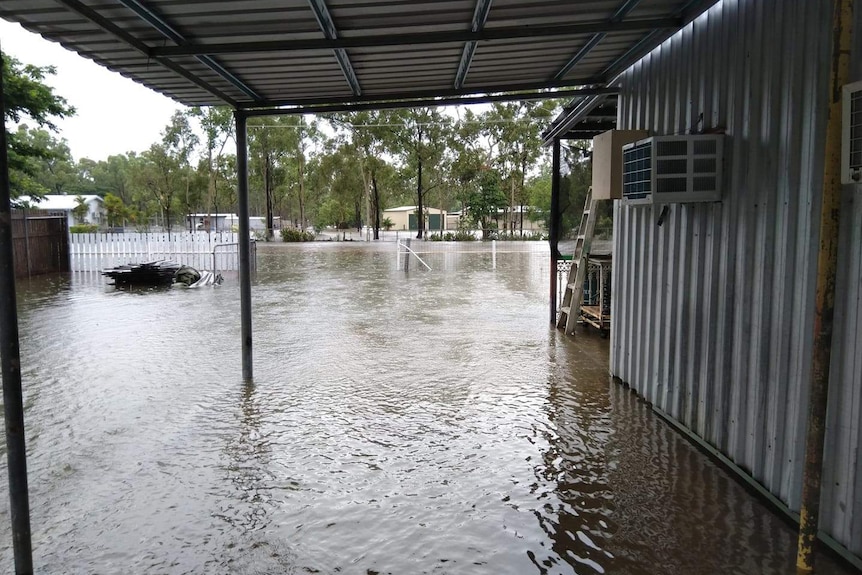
<box><xmin>0</xmin><ymin>242</ymin><xmax>854</xmax><ymax>574</ymax></box>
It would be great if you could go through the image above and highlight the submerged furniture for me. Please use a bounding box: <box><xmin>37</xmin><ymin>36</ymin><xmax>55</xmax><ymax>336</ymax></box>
<box><xmin>581</xmin><ymin>255</ymin><xmax>612</xmax><ymax>336</ymax></box>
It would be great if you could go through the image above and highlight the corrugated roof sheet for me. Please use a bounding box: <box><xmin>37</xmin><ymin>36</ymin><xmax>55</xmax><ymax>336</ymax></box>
<box><xmin>0</xmin><ymin>0</ymin><xmax>719</xmax><ymax>108</ymax></box>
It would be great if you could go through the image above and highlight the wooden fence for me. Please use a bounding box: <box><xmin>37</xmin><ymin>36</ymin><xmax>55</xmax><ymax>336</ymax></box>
<box><xmin>12</xmin><ymin>210</ymin><xmax>69</xmax><ymax>277</ymax></box>
<box><xmin>69</xmin><ymin>232</ymin><xmax>250</xmax><ymax>272</ymax></box>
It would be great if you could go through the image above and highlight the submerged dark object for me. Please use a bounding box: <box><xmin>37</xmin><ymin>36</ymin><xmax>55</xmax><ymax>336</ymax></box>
<box><xmin>174</xmin><ymin>265</ymin><xmax>201</xmax><ymax>286</ymax></box>
<box><xmin>101</xmin><ymin>261</ymin><xmax>223</xmax><ymax>287</ymax></box>
<box><xmin>102</xmin><ymin>261</ymin><xmax>181</xmax><ymax>286</ymax></box>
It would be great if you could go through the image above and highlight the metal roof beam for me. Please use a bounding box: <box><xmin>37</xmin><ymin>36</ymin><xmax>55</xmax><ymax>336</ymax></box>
<box><xmin>240</xmin><ymin>86</ymin><xmax>620</xmax><ymax>118</ymax></box>
<box><xmin>307</xmin><ymin>0</ymin><xmax>362</xmax><ymax>96</ymax></box>
<box><xmin>114</xmin><ymin>0</ymin><xmax>262</xmax><ymax>102</ymax></box>
<box><xmin>541</xmin><ymin>94</ymin><xmax>615</xmax><ymax>144</ymax></box>
<box><xmin>454</xmin><ymin>0</ymin><xmax>493</xmax><ymax>89</ymax></box>
<box><xmin>245</xmin><ymin>78</ymin><xmax>611</xmax><ymax>109</ymax></box>
<box><xmin>600</xmin><ymin>0</ymin><xmax>721</xmax><ymax>82</ymax></box>
<box><xmin>150</xmin><ymin>18</ymin><xmax>680</xmax><ymax>57</ymax></box>
<box><xmin>551</xmin><ymin>0</ymin><xmax>645</xmax><ymax>81</ymax></box>
<box><xmin>51</xmin><ymin>0</ymin><xmax>239</xmax><ymax>106</ymax></box>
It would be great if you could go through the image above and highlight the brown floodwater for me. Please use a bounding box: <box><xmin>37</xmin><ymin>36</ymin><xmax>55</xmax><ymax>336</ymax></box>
<box><xmin>0</xmin><ymin>242</ymin><xmax>854</xmax><ymax>574</ymax></box>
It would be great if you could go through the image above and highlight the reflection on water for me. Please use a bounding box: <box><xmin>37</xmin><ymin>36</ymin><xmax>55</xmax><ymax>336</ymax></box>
<box><xmin>0</xmin><ymin>243</ymin><xmax>853</xmax><ymax>574</ymax></box>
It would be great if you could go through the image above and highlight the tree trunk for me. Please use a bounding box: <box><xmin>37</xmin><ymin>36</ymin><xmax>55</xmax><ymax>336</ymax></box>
<box><xmin>520</xmin><ymin>157</ymin><xmax>527</xmax><ymax>235</ymax></box>
<box><xmin>371</xmin><ymin>171</ymin><xmax>381</xmax><ymax>240</ymax></box>
<box><xmin>510</xmin><ymin>175</ymin><xmax>516</xmax><ymax>234</ymax></box>
<box><xmin>416</xmin><ymin>128</ymin><xmax>424</xmax><ymax>239</ymax></box>
<box><xmin>265</xmin><ymin>153</ymin><xmax>274</xmax><ymax>240</ymax></box>
<box><xmin>298</xmin><ymin>152</ymin><xmax>306</xmax><ymax>230</ymax></box>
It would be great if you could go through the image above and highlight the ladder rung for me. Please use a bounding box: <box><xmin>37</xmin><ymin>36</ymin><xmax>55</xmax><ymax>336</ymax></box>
<box><xmin>567</xmin><ymin>282</ymin><xmax>579</xmax><ymax>290</ymax></box>
<box><xmin>560</xmin><ymin>306</ymin><xmax>571</xmax><ymax>315</ymax></box>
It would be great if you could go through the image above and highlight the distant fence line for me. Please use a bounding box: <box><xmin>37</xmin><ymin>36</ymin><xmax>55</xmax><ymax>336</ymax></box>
<box><xmin>69</xmin><ymin>232</ymin><xmax>250</xmax><ymax>272</ymax></box>
<box><xmin>395</xmin><ymin>238</ymin><xmax>550</xmax><ymax>272</ymax></box>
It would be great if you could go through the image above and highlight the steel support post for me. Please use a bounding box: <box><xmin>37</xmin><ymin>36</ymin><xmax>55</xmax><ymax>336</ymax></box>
<box><xmin>796</xmin><ymin>0</ymin><xmax>853</xmax><ymax>571</ymax></box>
<box><xmin>235</xmin><ymin>111</ymin><xmax>253</xmax><ymax>381</ymax></box>
<box><xmin>549</xmin><ymin>137</ymin><xmax>561</xmax><ymax>324</ymax></box>
<box><xmin>0</xmin><ymin>45</ymin><xmax>34</xmax><ymax>575</ymax></box>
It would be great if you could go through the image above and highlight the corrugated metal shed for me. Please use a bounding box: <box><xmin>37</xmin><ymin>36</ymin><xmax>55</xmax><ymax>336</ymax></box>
<box><xmin>610</xmin><ymin>0</ymin><xmax>862</xmax><ymax>561</ymax></box>
<box><xmin>0</xmin><ymin>0</ymin><xmax>719</xmax><ymax>108</ymax></box>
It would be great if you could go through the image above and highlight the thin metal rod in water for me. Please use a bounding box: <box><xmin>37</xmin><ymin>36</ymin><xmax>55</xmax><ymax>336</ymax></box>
<box><xmin>398</xmin><ymin>241</ymin><xmax>432</xmax><ymax>271</ymax></box>
<box><xmin>0</xmin><ymin>44</ymin><xmax>35</xmax><ymax>575</ymax></box>
<box><xmin>235</xmin><ymin>111</ymin><xmax>253</xmax><ymax>381</ymax></box>
<box><xmin>796</xmin><ymin>0</ymin><xmax>852</xmax><ymax>571</ymax></box>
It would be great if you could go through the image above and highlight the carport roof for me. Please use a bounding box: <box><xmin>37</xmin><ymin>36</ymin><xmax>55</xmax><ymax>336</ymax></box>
<box><xmin>0</xmin><ymin>0</ymin><xmax>717</xmax><ymax>110</ymax></box>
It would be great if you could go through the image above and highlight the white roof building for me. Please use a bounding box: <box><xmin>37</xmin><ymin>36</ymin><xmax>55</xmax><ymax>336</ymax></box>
<box><xmin>17</xmin><ymin>194</ymin><xmax>104</xmax><ymax>227</ymax></box>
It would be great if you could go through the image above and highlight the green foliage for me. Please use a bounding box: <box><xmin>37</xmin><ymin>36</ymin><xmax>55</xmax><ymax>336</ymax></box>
<box><xmin>427</xmin><ymin>230</ymin><xmax>476</xmax><ymax>242</ymax></box>
<box><xmin>70</xmin><ymin>224</ymin><xmax>98</xmax><ymax>233</ymax></box>
<box><xmin>71</xmin><ymin>195</ymin><xmax>89</xmax><ymax>224</ymax></box>
<box><xmin>465</xmin><ymin>169</ymin><xmax>507</xmax><ymax>239</ymax></box>
<box><xmin>103</xmin><ymin>193</ymin><xmax>127</xmax><ymax>228</ymax></box>
<box><xmin>3</xmin><ymin>53</ymin><xmax>76</xmax><ymax>198</ymax></box>
<box><xmin>381</xmin><ymin>217</ymin><xmax>394</xmax><ymax>231</ymax></box>
<box><xmin>280</xmin><ymin>227</ymin><xmax>316</xmax><ymax>242</ymax></box>
<box><xmin>487</xmin><ymin>230</ymin><xmax>547</xmax><ymax>241</ymax></box>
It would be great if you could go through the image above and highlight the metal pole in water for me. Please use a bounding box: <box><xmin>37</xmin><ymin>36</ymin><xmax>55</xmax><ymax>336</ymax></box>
<box><xmin>549</xmin><ymin>137</ymin><xmax>561</xmax><ymax>324</ymax></box>
<box><xmin>404</xmin><ymin>238</ymin><xmax>411</xmax><ymax>272</ymax></box>
<box><xmin>796</xmin><ymin>0</ymin><xmax>852</xmax><ymax>571</ymax></box>
<box><xmin>0</xmin><ymin>43</ymin><xmax>35</xmax><ymax>575</ymax></box>
<box><xmin>396</xmin><ymin>241</ymin><xmax>401</xmax><ymax>271</ymax></box>
<box><xmin>235</xmin><ymin>111</ymin><xmax>253</xmax><ymax>381</ymax></box>
<box><xmin>491</xmin><ymin>239</ymin><xmax>496</xmax><ymax>270</ymax></box>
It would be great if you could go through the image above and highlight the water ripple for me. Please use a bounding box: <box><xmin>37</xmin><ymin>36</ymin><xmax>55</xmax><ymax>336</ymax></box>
<box><xmin>0</xmin><ymin>244</ymin><xmax>853</xmax><ymax>574</ymax></box>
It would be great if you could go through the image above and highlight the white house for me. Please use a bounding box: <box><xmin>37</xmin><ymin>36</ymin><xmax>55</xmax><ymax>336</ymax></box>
<box><xmin>187</xmin><ymin>213</ymin><xmax>279</xmax><ymax>232</ymax></box>
<box><xmin>17</xmin><ymin>194</ymin><xmax>104</xmax><ymax>228</ymax></box>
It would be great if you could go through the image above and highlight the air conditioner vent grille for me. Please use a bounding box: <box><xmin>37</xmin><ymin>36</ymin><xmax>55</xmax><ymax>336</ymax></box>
<box><xmin>622</xmin><ymin>134</ymin><xmax>724</xmax><ymax>204</ymax></box>
<box><xmin>850</xmin><ymin>90</ymin><xmax>862</xmax><ymax>170</ymax></box>
<box><xmin>841</xmin><ymin>80</ymin><xmax>862</xmax><ymax>183</ymax></box>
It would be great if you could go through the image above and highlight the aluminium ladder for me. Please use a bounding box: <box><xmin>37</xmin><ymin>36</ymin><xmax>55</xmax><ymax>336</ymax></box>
<box><xmin>557</xmin><ymin>188</ymin><xmax>598</xmax><ymax>334</ymax></box>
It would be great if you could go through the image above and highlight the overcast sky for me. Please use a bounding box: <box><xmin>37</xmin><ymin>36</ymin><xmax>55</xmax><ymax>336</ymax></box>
<box><xmin>1</xmin><ymin>19</ymin><xmax>182</xmax><ymax>162</ymax></box>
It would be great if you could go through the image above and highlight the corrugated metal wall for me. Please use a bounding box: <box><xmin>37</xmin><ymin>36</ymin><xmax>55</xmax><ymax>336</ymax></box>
<box><xmin>610</xmin><ymin>0</ymin><xmax>862</xmax><ymax>559</ymax></box>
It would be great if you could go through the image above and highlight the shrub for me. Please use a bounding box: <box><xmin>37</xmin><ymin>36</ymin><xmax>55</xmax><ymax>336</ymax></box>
<box><xmin>280</xmin><ymin>227</ymin><xmax>316</xmax><ymax>242</ymax></box>
<box><xmin>70</xmin><ymin>224</ymin><xmax>98</xmax><ymax>233</ymax></box>
<box><xmin>453</xmin><ymin>230</ymin><xmax>476</xmax><ymax>241</ymax></box>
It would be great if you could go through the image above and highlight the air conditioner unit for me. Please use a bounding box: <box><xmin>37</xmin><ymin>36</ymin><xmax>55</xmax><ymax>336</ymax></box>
<box><xmin>622</xmin><ymin>134</ymin><xmax>725</xmax><ymax>204</ymax></box>
<box><xmin>842</xmin><ymin>80</ymin><xmax>862</xmax><ymax>184</ymax></box>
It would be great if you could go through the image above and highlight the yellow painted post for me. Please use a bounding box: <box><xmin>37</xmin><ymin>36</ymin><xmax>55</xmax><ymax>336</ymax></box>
<box><xmin>796</xmin><ymin>0</ymin><xmax>853</xmax><ymax>571</ymax></box>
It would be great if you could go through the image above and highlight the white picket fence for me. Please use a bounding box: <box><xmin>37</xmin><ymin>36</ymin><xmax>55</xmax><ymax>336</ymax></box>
<box><xmin>70</xmin><ymin>232</ymin><xmax>247</xmax><ymax>272</ymax></box>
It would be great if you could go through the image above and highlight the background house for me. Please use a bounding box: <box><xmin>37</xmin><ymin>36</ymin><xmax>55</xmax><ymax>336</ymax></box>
<box><xmin>382</xmin><ymin>206</ymin><xmax>447</xmax><ymax>231</ymax></box>
<box><xmin>17</xmin><ymin>194</ymin><xmax>104</xmax><ymax>228</ymax></box>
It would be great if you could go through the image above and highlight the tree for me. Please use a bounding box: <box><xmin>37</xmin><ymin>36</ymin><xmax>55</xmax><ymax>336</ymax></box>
<box><xmin>3</xmin><ymin>54</ymin><xmax>75</xmax><ymax>198</ymax></box>
<box><xmin>103</xmin><ymin>192</ymin><xmax>127</xmax><ymax>228</ymax></box>
<box><xmin>130</xmin><ymin>144</ymin><xmax>181</xmax><ymax>233</ymax></box>
<box><xmin>327</xmin><ymin>111</ymin><xmax>394</xmax><ymax>239</ymax></box>
<box><xmin>190</xmin><ymin>106</ymin><xmax>234</xmax><ymax>228</ymax></box>
<box><xmin>483</xmin><ymin>101</ymin><xmax>557</xmax><ymax>233</ymax></box>
<box><xmin>308</xmin><ymin>142</ymin><xmax>365</xmax><ymax>230</ymax></box>
<box><xmin>384</xmin><ymin>108</ymin><xmax>452</xmax><ymax>238</ymax></box>
<box><xmin>162</xmin><ymin>110</ymin><xmax>200</xmax><ymax>231</ymax></box>
<box><xmin>465</xmin><ymin>169</ymin><xmax>506</xmax><ymax>239</ymax></box>
<box><xmin>71</xmin><ymin>195</ymin><xmax>88</xmax><ymax>224</ymax></box>
<box><xmin>13</xmin><ymin>126</ymin><xmax>84</xmax><ymax>195</ymax></box>
<box><xmin>248</xmin><ymin>116</ymin><xmax>299</xmax><ymax>239</ymax></box>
